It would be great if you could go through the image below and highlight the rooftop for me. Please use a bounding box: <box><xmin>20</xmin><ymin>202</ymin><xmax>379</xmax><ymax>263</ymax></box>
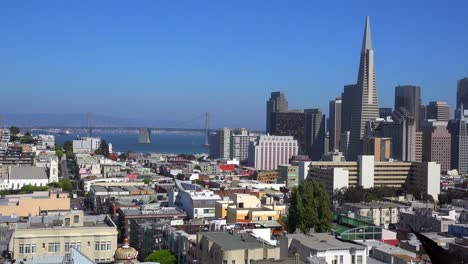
<box><xmin>343</xmin><ymin>202</ymin><xmax>408</xmax><ymax>209</ymax></box>
<box><xmin>200</xmin><ymin>231</ymin><xmax>277</xmax><ymax>250</ymax></box>
<box><xmin>286</xmin><ymin>233</ymin><xmax>365</xmax><ymax>251</ymax></box>
<box><xmin>9</xmin><ymin>166</ymin><xmax>48</xmax><ymax>180</ymax></box>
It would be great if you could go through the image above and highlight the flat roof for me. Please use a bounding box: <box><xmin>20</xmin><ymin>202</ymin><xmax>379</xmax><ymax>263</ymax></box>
<box><xmin>343</xmin><ymin>202</ymin><xmax>407</xmax><ymax>209</ymax></box>
<box><xmin>286</xmin><ymin>233</ymin><xmax>365</xmax><ymax>251</ymax></box>
<box><xmin>200</xmin><ymin>232</ymin><xmax>277</xmax><ymax>250</ymax></box>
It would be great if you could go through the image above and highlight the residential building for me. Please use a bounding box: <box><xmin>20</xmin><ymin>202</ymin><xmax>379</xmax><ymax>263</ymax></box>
<box><xmin>230</xmin><ymin>128</ymin><xmax>258</xmax><ymax>163</ymax></box>
<box><xmin>170</xmin><ymin>180</ymin><xmax>221</xmax><ymax>219</ymax></box>
<box><xmin>0</xmin><ymin>129</ymin><xmax>10</xmax><ymax>143</ymax></box>
<box><xmin>305</xmin><ymin>108</ymin><xmax>326</xmax><ymax>160</ymax></box>
<box><xmin>348</xmin><ymin>16</ymin><xmax>380</xmax><ymax>160</ymax></box>
<box><xmin>277</xmin><ymin>164</ymin><xmax>299</xmax><ymax>187</ymax></box>
<box><xmin>308</xmin><ymin>156</ymin><xmax>441</xmax><ymax>199</ymax></box>
<box><xmin>364</xmin><ymin>240</ymin><xmax>420</xmax><ymax>264</ymax></box>
<box><xmin>426</xmin><ymin>101</ymin><xmax>450</xmax><ymax>122</ymax></box>
<box><xmin>0</xmin><ymin>191</ymin><xmax>69</xmax><ymax>217</ymax></box>
<box><xmin>329</xmin><ymin>97</ymin><xmax>342</xmax><ymax>151</ymax></box>
<box><xmin>248</xmin><ymin>135</ymin><xmax>298</xmax><ymax>170</ymax></box>
<box><xmin>394</xmin><ymin>85</ymin><xmax>421</xmax><ymax>129</ymax></box>
<box><xmin>215</xmin><ymin>193</ymin><xmax>286</xmax><ymax>224</ymax></box>
<box><xmin>280</xmin><ymin>233</ymin><xmax>367</xmax><ymax>264</ymax></box>
<box><xmin>35</xmin><ymin>135</ymin><xmax>55</xmax><ymax>150</ymax></box>
<box><xmin>341</xmin><ymin>202</ymin><xmax>410</xmax><ymax>228</ymax></box>
<box><xmin>399</xmin><ymin>209</ymin><xmax>457</xmax><ymax>233</ymax></box>
<box><xmin>362</xmin><ymin>137</ymin><xmax>391</xmax><ymax>161</ymax></box>
<box><xmin>254</xmin><ymin>170</ymin><xmax>278</xmax><ymax>183</ymax></box>
<box><xmin>267</xmin><ymin>91</ymin><xmax>289</xmax><ymax>133</ymax></box>
<box><xmin>72</xmin><ymin>137</ymin><xmax>101</xmax><ymax>154</ymax></box>
<box><xmin>9</xmin><ymin>210</ymin><xmax>118</xmax><ymax>263</ymax></box>
<box><xmin>422</xmin><ymin>120</ymin><xmax>451</xmax><ymax>171</ymax></box>
<box><xmin>0</xmin><ymin>147</ymin><xmax>34</xmax><ymax>166</ymax></box>
<box><xmin>197</xmin><ymin>232</ymin><xmax>280</xmax><ymax>264</ymax></box>
<box><xmin>209</xmin><ymin>128</ymin><xmax>232</xmax><ymax>159</ymax></box>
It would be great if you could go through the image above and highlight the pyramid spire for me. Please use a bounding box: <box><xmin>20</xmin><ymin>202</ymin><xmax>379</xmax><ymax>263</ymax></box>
<box><xmin>362</xmin><ymin>16</ymin><xmax>373</xmax><ymax>51</ymax></box>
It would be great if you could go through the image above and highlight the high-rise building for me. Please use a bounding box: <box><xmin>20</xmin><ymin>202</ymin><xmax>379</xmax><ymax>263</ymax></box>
<box><xmin>341</xmin><ymin>84</ymin><xmax>356</xmax><ymax>133</ymax></box>
<box><xmin>362</xmin><ymin>137</ymin><xmax>392</xmax><ymax>161</ymax></box>
<box><xmin>339</xmin><ymin>131</ymin><xmax>350</xmax><ymax>156</ymax></box>
<box><xmin>394</xmin><ymin>85</ymin><xmax>421</xmax><ymax>130</ymax></box>
<box><xmin>209</xmin><ymin>128</ymin><xmax>232</xmax><ymax>159</ymax></box>
<box><xmin>266</xmin><ymin>92</ymin><xmax>288</xmax><ymax>133</ymax></box>
<box><xmin>380</xmin><ymin>107</ymin><xmax>416</xmax><ymax>161</ymax></box>
<box><xmin>422</xmin><ymin>120</ymin><xmax>451</xmax><ymax>171</ymax></box>
<box><xmin>230</xmin><ymin>128</ymin><xmax>258</xmax><ymax>163</ymax></box>
<box><xmin>348</xmin><ymin>16</ymin><xmax>380</xmax><ymax>160</ymax></box>
<box><xmin>248</xmin><ymin>135</ymin><xmax>298</xmax><ymax>170</ymax></box>
<box><xmin>426</xmin><ymin>101</ymin><xmax>450</xmax><ymax>122</ymax></box>
<box><xmin>419</xmin><ymin>104</ymin><xmax>427</xmax><ymax>127</ymax></box>
<box><xmin>277</xmin><ymin>164</ymin><xmax>299</xmax><ymax>187</ymax></box>
<box><xmin>448</xmin><ymin>116</ymin><xmax>468</xmax><ymax>175</ymax></box>
<box><xmin>456</xmin><ymin>77</ymin><xmax>468</xmax><ymax>112</ymax></box>
<box><xmin>269</xmin><ymin>111</ymin><xmax>306</xmax><ymax>154</ymax></box>
<box><xmin>415</xmin><ymin>131</ymin><xmax>423</xmax><ymax>162</ymax></box>
<box><xmin>305</xmin><ymin>109</ymin><xmax>326</xmax><ymax>160</ymax></box>
<box><xmin>379</xmin><ymin>107</ymin><xmax>392</xmax><ymax>119</ymax></box>
<box><xmin>328</xmin><ymin>97</ymin><xmax>342</xmax><ymax>151</ymax></box>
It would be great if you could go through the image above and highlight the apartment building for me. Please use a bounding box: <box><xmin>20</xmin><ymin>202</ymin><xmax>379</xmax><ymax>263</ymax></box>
<box><xmin>341</xmin><ymin>202</ymin><xmax>411</xmax><ymax>228</ymax></box>
<box><xmin>0</xmin><ymin>191</ymin><xmax>70</xmax><ymax>217</ymax></box>
<box><xmin>277</xmin><ymin>164</ymin><xmax>299</xmax><ymax>187</ymax></box>
<box><xmin>9</xmin><ymin>210</ymin><xmax>118</xmax><ymax>263</ymax></box>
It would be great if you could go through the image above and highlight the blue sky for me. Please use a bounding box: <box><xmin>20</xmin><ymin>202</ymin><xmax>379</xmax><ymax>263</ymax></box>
<box><xmin>1</xmin><ymin>0</ymin><xmax>468</xmax><ymax>129</ymax></box>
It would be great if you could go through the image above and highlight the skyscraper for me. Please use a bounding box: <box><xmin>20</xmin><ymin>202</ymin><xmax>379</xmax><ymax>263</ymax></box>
<box><xmin>248</xmin><ymin>135</ymin><xmax>298</xmax><ymax>170</ymax></box>
<box><xmin>269</xmin><ymin>111</ymin><xmax>306</xmax><ymax>154</ymax></box>
<box><xmin>341</xmin><ymin>84</ymin><xmax>356</xmax><ymax>133</ymax></box>
<box><xmin>422</xmin><ymin>120</ymin><xmax>451</xmax><ymax>171</ymax></box>
<box><xmin>230</xmin><ymin>128</ymin><xmax>258</xmax><ymax>163</ymax></box>
<box><xmin>448</xmin><ymin>117</ymin><xmax>468</xmax><ymax>175</ymax></box>
<box><xmin>348</xmin><ymin>16</ymin><xmax>380</xmax><ymax>160</ymax></box>
<box><xmin>379</xmin><ymin>107</ymin><xmax>416</xmax><ymax>161</ymax></box>
<box><xmin>456</xmin><ymin>77</ymin><xmax>468</xmax><ymax>112</ymax></box>
<box><xmin>426</xmin><ymin>101</ymin><xmax>450</xmax><ymax>122</ymax></box>
<box><xmin>379</xmin><ymin>107</ymin><xmax>392</xmax><ymax>119</ymax></box>
<box><xmin>394</xmin><ymin>85</ymin><xmax>421</xmax><ymax>129</ymax></box>
<box><xmin>305</xmin><ymin>108</ymin><xmax>326</xmax><ymax>160</ymax></box>
<box><xmin>209</xmin><ymin>128</ymin><xmax>232</xmax><ymax>159</ymax></box>
<box><xmin>266</xmin><ymin>92</ymin><xmax>288</xmax><ymax>133</ymax></box>
<box><xmin>328</xmin><ymin>97</ymin><xmax>342</xmax><ymax>152</ymax></box>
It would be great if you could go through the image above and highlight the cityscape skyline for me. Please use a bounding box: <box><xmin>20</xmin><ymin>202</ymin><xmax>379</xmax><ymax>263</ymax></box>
<box><xmin>1</xmin><ymin>1</ymin><xmax>468</xmax><ymax>130</ymax></box>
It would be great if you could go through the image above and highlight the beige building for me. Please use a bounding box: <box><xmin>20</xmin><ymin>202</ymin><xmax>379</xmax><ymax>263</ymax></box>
<box><xmin>308</xmin><ymin>156</ymin><xmax>441</xmax><ymax>200</ymax></box>
<box><xmin>254</xmin><ymin>170</ymin><xmax>278</xmax><ymax>183</ymax></box>
<box><xmin>215</xmin><ymin>193</ymin><xmax>286</xmax><ymax>224</ymax></box>
<box><xmin>277</xmin><ymin>164</ymin><xmax>299</xmax><ymax>187</ymax></box>
<box><xmin>9</xmin><ymin>210</ymin><xmax>118</xmax><ymax>263</ymax></box>
<box><xmin>0</xmin><ymin>191</ymin><xmax>70</xmax><ymax>217</ymax></box>
<box><xmin>362</xmin><ymin>137</ymin><xmax>392</xmax><ymax>161</ymax></box>
<box><xmin>197</xmin><ymin>232</ymin><xmax>280</xmax><ymax>264</ymax></box>
<box><xmin>341</xmin><ymin>202</ymin><xmax>411</xmax><ymax>227</ymax></box>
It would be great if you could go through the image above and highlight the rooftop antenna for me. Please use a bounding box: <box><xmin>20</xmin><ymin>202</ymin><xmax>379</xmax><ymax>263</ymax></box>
<box><xmin>203</xmin><ymin>112</ymin><xmax>210</xmax><ymax>147</ymax></box>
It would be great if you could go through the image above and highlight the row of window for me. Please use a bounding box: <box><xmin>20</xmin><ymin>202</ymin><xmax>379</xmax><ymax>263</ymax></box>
<box><xmin>95</xmin><ymin>241</ymin><xmax>112</xmax><ymax>251</ymax></box>
<box><xmin>18</xmin><ymin>243</ymin><xmax>36</xmax><ymax>254</ymax></box>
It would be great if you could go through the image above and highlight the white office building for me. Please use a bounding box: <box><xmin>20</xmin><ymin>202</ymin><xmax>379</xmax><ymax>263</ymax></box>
<box><xmin>248</xmin><ymin>135</ymin><xmax>298</xmax><ymax>170</ymax></box>
<box><xmin>73</xmin><ymin>137</ymin><xmax>101</xmax><ymax>154</ymax></box>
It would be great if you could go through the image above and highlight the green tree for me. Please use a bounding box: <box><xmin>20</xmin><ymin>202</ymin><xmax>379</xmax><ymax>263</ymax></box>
<box><xmin>66</xmin><ymin>149</ymin><xmax>75</xmax><ymax>160</ymax></box>
<box><xmin>19</xmin><ymin>184</ymin><xmax>50</xmax><ymax>194</ymax></box>
<box><xmin>20</xmin><ymin>135</ymin><xmax>35</xmax><ymax>144</ymax></box>
<box><xmin>9</xmin><ymin>126</ymin><xmax>20</xmax><ymax>135</ymax></box>
<box><xmin>58</xmin><ymin>178</ymin><xmax>73</xmax><ymax>193</ymax></box>
<box><xmin>55</xmin><ymin>148</ymin><xmax>64</xmax><ymax>159</ymax></box>
<box><xmin>24</xmin><ymin>131</ymin><xmax>32</xmax><ymax>137</ymax></box>
<box><xmin>144</xmin><ymin>250</ymin><xmax>176</xmax><ymax>264</ymax></box>
<box><xmin>63</xmin><ymin>140</ymin><xmax>73</xmax><ymax>152</ymax></box>
<box><xmin>95</xmin><ymin>140</ymin><xmax>110</xmax><ymax>158</ymax></box>
<box><xmin>118</xmin><ymin>153</ymin><xmax>127</xmax><ymax>161</ymax></box>
<box><xmin>143</xmin><ymin>178</ymin><xmax>151</xmax><ymax>185</ymax></box>
<box><xmin>288</xmin><ymin>180</ymin><xmax>332</xmax><ymax>233</ymax></box>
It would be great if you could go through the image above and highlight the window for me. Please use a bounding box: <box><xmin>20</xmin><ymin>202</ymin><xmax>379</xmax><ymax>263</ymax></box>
<box><xmin>19</xmin><ymin>244</ymin><xmax>24</xmax><ymax>254</ymax></box>
<box><xmin>357</xmin><ymin>256</ymin><xmax>363</xmax><ymax>264</ymax></box>
<box><xmin>87</xmin><ymin>241</ymin><xmax>91</xmax><ymax>247</ymax></box>
<box><xmin>31</xmin><ymin>243</ymin><xmax>36</xmax><ymax>254</ymax></box>
<box><xmin>74</xmin><ymin>215</ymin><xmax>79</xmax><ymax>223</ymax></box>
<box><xmin>351</xmin><ymin>255</ymin><xmax>355</xmax><ymax>264</ymax></box>
<box><xmin>239</xmin><ymin>202</ymin><xmax>244</xmax><ymax>208</ymax></box>
<box><xmin>232</xmin><ymin>261</ymin><xmax>236</xmax><ymax>264</ymax></box>
<box><xmin>65</xmin><ymin>218</ymin><xmax>70</xmax><ymax>226</ymax></box>
<box><xmin>106</xmin><ymin>241</ymin><xmax>111</xmax><ymax>251</ymax></box>
<box><xmin>267</xmin><ymin>216</ymin><xmax>273</xmax><ymax>220</ymax></box>
<box><xmin>48</xmin><ymin>243</ymin><xmax>60</xmax><ymax>253</ymax></box>
<box><xmin>340</xmin><ymin>255</ymin><xmax>343</xmax><ymax>264</ymax></box>
<box><xmin>77</xmin><ymin>242</ymin><xmax>81</xmax><ymax>251</ymax></box>
<box><xmin>100</xmin><ymin>241</ymin><xmax>106</xmax><ymax>251</ymax></box>
<box><xmin>95</xmin><ymin>241</ymin><xmax>100</xmax><ymax>251</ymax></box>
<box><xmin>65</xmin><ymin>242</ymin><xmax>70</xmax><ymax>252</ymax></box>
<box><xmin>332</xmin><ymin>256</ymin><xmax>338</xmax><ymax>264</ymax></box>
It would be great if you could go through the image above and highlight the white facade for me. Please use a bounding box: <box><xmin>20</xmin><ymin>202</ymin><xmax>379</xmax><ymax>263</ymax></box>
<box><xmin>358</xmin><ymin>155</ymin><xmax>374</xmax><ymax>188</ymax></box>
<box><xmin>73</xmin><ymin>137</ymin><xmax>101</xmax><ymax>154</ymax></box>
<box><xmin>230</xmin><ymin>129</ymin><xmax>258</xmax><ymax>162</ymax></box>
<box><xmin>248</xmin><ymin>135</ymin><xmax>298</xmax><ymax>170</ymax></box>
<box><xmin>292</xmin><ymin>161</ymin><xmax>311</xmax><ymax>183</ymax></box>
<box><xmin>35</xmin><ymin>135</ymin><xmax>55</xmax><ymax>149</ymax></box>
<box><xmin>172</xmin><ymin>180</ymin><xmax>221</xmax><ymax>219</ymax></box>
<box><xmin>34</xmin><ymin>155</ymin><xmax>59</xmax><ymax>183</ymax></box>
<box><xmin>0</xmin><ymin>167</ymin><xmax>49</xmax><ymax>190</ymax></box>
